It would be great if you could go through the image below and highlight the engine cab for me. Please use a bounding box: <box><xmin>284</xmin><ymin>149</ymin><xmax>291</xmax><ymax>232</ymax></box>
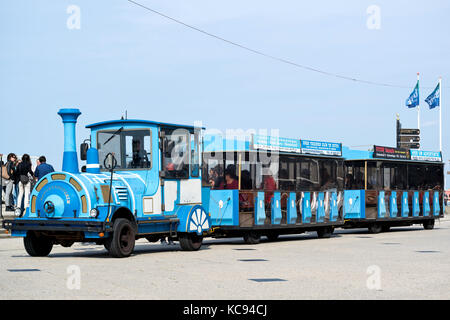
<box><xmin>4</xmin><ymin>109</ymin><xmax>210</xmax><ymax>257</ymax></box>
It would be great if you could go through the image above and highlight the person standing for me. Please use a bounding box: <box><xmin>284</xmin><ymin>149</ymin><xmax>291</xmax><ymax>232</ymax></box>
<box><xmin>16</xmin><ymin>154</ymin><xmax>34</xmax><ymax>216</ymax></box>
<box><xmin>34</xmin><ymin>156</ymin><xmax>55</xmax><ymax>181</ymax></box>
<box><xmin>3</xmin><ymin>153</ymin><xmax>18</xmax><ymax>211</ymax></box>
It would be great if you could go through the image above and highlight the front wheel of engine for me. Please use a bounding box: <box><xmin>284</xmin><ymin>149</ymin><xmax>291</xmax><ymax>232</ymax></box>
<box><xmin>108</xmin><ymin>218</ymin><xmax>136</xmax><ymax>258</ymax></box>
<box><xmin>23</xmin><ymin>232</ymin><xmax>53</xmax><ymax>257</ymax></box>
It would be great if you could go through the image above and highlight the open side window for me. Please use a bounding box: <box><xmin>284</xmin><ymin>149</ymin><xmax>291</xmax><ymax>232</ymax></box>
<box><xmin>161</xmin><ymin>128</ymin><xmax>190</xmax><ymax>179</ymax></box>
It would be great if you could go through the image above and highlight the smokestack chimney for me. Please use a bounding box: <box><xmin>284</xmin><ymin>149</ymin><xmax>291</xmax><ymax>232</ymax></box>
<box><xmin>58</xmin><ymin>108</ymin><xmax>81</xmax><ymax>174</ymax></box>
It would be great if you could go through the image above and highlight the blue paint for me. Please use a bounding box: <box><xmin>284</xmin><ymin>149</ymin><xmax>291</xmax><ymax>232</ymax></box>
<box><xmin>209</xmin><ymin>189</ymin><xmax>238</xmax><ymax>226</ymax></box>
<box><xmin>433</xmin><ymin>191</ymin><xmax>440</xmax><ymax>216</ymax></box>
<box><xmin>58</xmin><ymin>108</ymin><xmax>81</xmax><ymax>174</ymax></box>
<box><xmin>301</xmin><ymin>192</ymin><xmax>312</xmax><ymax>223</ymax></box>
<box><xmin>86</xmin><ymin>148</ymin><xmax>100</xmax><ymax>174</ymax></box>
<box><xmin>316</xmin><ymin>192</ymin><xmax>325</xmax><ymax>222</ymax></box>
<box><xmin>423</xmin><ymin>191</ymin><xmax>430</xmax><ymax>216</ymax></box>
<box><xmin>412</xmin><ymin>191</ymin><xmax>420</xmax><ymax>217</ymax></box>
<box><xmin>378</xmin><ymin>191</ymin><xmax>387</xmax><ymax>218</ymax></box>
<box><xmin>329</xmin><ymin>192</ymin><xmax>339</xmax><ymax>221</ymax></box>
<box><xmin>343</xmin><ymin>190</ymin><xmax>365</xmax><ymax>219</ymax></box>
<box><xmin>255</xmin><ymin>192</ymin><xmax>266</xmax><ymax>225</ymax></box>
<box><xmin>287</xmin><ymin>192</ymin><xmax>297</xmax><ymax>224</ymax></box>
<box><xmin>271</xmin><ymin>192</ymin><xmax>282</xmax><ymax>224</ymax></box>
<box><xmin>389</xmin><ymin>191</ymin><xmax>398</xmax><ymax>218</ymax></box>
<box><xmin>401</xmin><ymin>192</ymin><xmax>409</xmax><ymax>217</ymax></box>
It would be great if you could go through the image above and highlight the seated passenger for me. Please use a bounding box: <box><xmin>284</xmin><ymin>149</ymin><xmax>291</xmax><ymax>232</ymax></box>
<box><xmin>224</xmin><ymin>169</ymin><xmax>238</xmax><ymax>189</ymax></box>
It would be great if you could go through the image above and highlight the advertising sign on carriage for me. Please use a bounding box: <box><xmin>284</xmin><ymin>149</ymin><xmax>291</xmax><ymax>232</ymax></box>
<box><xmin>410</xmin><ymin>150</ymin><xmax>442</xmax><ymax>162</ymax></box>
<box><xmin>300</xmin><ymin>140</ymin><xmax>342</xmax><ymax>156</ymax></box>
<box><xmin>252</xmin><ymin>134</ymin><xmax>301</xmax><ymax>153</ymax></box>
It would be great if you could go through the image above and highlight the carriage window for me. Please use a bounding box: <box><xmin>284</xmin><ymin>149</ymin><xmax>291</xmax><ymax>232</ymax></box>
<box><xmin>393</xmin><ymin>163</ymin><xmax>407</xmax><ymax>189</ymax></box>
<box><xmin>97</xmin><ymin>129</ymin><xmax>151</xmax><ymax>170</ymax></box>
<box><xmin>407</xmin><ymin>164</ymin><xmax>424</xmax><ymax>190</ymax></box>
<box><xmin>190</xmin><ymin>132</ymin><xmax>200</xmax><ymax>177</ymax></box>
<box><xmin>162</xmin><ymin>128</ymin><xmax>189</xmax><ymax>178</ymax></box>
<box><xmin>279</xmin><ymin>156</ymin><xmax>296</xmax><ymax>191</ymax></box>
<box><xmin>367</xmin><ymin>161</ymin><xmax>383</xmax><ymax>190</ymax></box>
<box><xmin>319</xmin><ymin>159</ymin><xmax>338</xmax><ymax>191</ymax></box>
<box><xmin>297</xmin><ymin>158</ymin><xmax>320</xmax><ymax>191</ymax></box>
<box><xmin>345</xmin><ymin>161</ymin><xmax>365</xmax><ymax>190</ymax></box>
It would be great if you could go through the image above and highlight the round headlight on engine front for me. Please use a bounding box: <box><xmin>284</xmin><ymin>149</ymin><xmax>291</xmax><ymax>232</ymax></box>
<box><xmin>89</xmin><ymin>208</ymin><xmax>99</xmax><ymax>218</ymax></box>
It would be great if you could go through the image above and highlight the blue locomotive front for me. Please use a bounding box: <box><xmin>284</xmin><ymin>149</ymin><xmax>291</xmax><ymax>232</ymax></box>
<box><xmin>3</xmin><ymin>108</ymin><xmax>211</xmax><ymax>257</ymax></box>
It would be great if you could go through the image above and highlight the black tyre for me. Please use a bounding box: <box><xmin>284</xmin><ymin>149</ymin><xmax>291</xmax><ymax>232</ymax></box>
<box><xmin>243</xmin><ymin>232</ymin><xmax>261</xmax><ymax>244</ymax></box>
<box><xmin>23</xmin><ymin>232</ymin><xmax>53</xmax><ymax>257</ymax></box>
<box><xmin>381</xmin><ymin>225</ymin><xmax>391</xmax><ymax>232</ymax></box>
<box><xmin>423</xmin><ymin>219</ymin><xmax>435</xmax><ymax>230</ymax></box>
<box><xmin>108</xmin><ymin>218</ymin><xmax>136</xmax><ymax>258</ymax></box>
<box><xmin>265</xmin><ymin>232</ymin><xmax>279</xmax><ymax>242</ymax></box>
<box><xmin>368</xmin><ymin>223</ymin><xmax>382</xmax><ymax>234</ymax></box>
<box><xmin>179</xmin><ymin>233</ymin><xmax>203</xmax><ymax>251</ymax></box>
<box><xmin>317</xmin><ymin>227</ymin><xmax>333</xmax><ymax>238</ymax></box>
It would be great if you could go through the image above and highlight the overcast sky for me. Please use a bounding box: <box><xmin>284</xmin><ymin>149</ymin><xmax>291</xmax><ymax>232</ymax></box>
<box><xmin>1</xmin><ymin>0</ymin><xmax>448</xmax><ymax>184</ymax></box>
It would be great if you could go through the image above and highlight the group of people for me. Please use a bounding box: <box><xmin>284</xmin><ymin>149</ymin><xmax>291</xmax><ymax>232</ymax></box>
<box><xmin>1</xmin><ymin>153</ymin><xmax>54</xmax><ymax>216</ymax></box>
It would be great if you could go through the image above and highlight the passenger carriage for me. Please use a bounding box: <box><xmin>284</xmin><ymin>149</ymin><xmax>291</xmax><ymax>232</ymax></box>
<box><xmin>201</xmin><ymin>133</ymin><xmax>345</xmax><ymax>243</ymax></box>
<box><xmin>342</xmin><ymin>145</ymin><xmax>444</xmax><ymax>233</ymax></box>
<box><xmin>3</xmin><ymin>109</ymin><xmax>211</xmax><ymax>257</ymax></box>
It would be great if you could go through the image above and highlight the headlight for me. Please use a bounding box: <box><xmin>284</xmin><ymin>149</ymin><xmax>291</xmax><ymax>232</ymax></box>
<box><xmin>89</xmin><ymin>208</ymin><xmax>99</xmax><ymax>218</ymax></box>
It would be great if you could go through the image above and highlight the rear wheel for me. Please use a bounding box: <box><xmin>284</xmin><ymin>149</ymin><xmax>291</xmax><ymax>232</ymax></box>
<box><xmin>243</xmin><ymin>232</ymin><xmax>261</xmax><ymax>244</ymax></box>
<box><xmin>179</xmin><ymin>233</ymin><xmax>203</xmax><ymax>251</ymax></box>
<box><xmin>109</xmin><ymin>218</ymin><xmax>136</xmax><ymax>258</ymax></box>
<box><xmin>23</xmin><ymin>232</ymin><xmax>53</xmax><ymax>257</ymax></box>
<box><xmin>368</xmin><ymin>223</ymin><xmax>382</xmax><ymax>234</ymax></box>
<box><xmin>423</xmin><ymin>219</ymin><xmax>435</xmax><ymax>230</ymax></box>
<box><xmin>317</xmin><ymin>227</ymin><xmax>333</xmax><ymax>238</ymax></box>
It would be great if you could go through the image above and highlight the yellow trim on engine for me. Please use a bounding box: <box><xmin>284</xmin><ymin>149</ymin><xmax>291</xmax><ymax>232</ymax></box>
<box><xmin>35</xmin><ymin>178</ymin><xmax>48</xmax><ymax>192</ymax></box>
<box><xmin>69</xmin><ymin>177</ymin><xmax>82</xmax><ymax>192</ymax></box>
<box><xmin>31</xmin><ymin>195</ymin><xmax>37</xmax><ymax>213</ymax></box>
<box><xmin>51</xmin><ymin>173</ymin><xmax>66</xmax><ymax>180</ymax></box>
<box><xmin>80</xmin><ymin>195</ymin><xmax>87</xmax><ymax>213</ymax></box>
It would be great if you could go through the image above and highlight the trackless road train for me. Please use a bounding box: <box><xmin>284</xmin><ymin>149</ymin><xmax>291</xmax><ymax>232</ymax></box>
<box><xmin>3</xmin><ymin>109</ymin><xmax>445</xmax><ymax>257</ymax></box>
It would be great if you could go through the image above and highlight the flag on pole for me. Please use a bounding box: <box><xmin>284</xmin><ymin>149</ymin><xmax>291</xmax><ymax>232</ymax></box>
<box><xmin>406</xmin><ymin>81</ymin><xmax>420</xmax><ymax>108</ymax></box>
<box><xmin>425</xmin><ymin>82</ymin><xmax>440</xmax><ymax>109</ymax></box>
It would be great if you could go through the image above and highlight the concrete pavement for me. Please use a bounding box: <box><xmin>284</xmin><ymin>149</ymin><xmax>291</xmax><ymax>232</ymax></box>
<box><xmin>0</xmin><ymin>214</ymin><xmax>449</xmax><ymax>299</ymax></box>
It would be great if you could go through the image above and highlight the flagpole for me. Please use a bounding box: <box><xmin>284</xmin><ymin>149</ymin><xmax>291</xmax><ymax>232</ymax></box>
<box><xmin>439</xmin><ymin>76</ymin><xmax>442</xmax><ymax>152</ymax></box>
<box><xmin>417</xmin><ymin>72</ymin><xmax>420</xmax><ymax>133</ymax></box>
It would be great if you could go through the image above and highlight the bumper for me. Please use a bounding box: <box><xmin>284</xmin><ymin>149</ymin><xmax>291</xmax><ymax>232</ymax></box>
<box><xmin>2</xmin><ymin>219</ymin><xmax>112</xmax><ymax>233</ymax></box>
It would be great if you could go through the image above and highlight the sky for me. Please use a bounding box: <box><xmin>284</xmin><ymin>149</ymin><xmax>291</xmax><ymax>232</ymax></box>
<box><xmin>0</xmin><ymin>0</ymin><xmax>448</xmax><ymax>185</ymax></box>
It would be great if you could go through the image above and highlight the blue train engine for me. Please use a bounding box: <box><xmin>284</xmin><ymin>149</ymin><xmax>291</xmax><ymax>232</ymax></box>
<box><xmin>3</xmin><ymin>109</ymin><xmax>210</xmax><ymax>257</ymax></box>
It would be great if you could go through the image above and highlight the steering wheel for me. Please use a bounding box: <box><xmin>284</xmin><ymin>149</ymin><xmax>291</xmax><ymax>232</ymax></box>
<box><xmin>103</xmin><ymin>153</ymin><xmax>118</xmax><ymax>170</ymax></box>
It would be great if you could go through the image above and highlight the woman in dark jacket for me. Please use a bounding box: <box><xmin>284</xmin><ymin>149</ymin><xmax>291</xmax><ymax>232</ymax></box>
<box><xmin>16</xmin><ymin>154</ymin><xmax>34</xmax><ymax>216</ymax></box>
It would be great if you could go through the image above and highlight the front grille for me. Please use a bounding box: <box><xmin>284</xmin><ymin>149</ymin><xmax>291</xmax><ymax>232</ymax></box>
<box><xmin>115</xmin><ymin>186</ymin><xmax>128</xmax><ymax>202</ymax></box>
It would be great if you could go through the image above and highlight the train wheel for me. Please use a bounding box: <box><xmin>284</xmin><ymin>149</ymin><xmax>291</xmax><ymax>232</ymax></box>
<box><xmin>317</xmin><ymin>227</ymin><xmax>333</xmax><ymax>238</ymax></box>
<box><xmin>23</xmin><ymin>232</ymin><xmax>53</xmax><ymax>257</ymax></box>
<box><xmin>381</xmin><ymin>225</ymin><xmax>391</xmax><ymax>232</ymax></box>
<box><xmin>368</xmin><ymin>223</ymin><xmax>382</xmax><ymax>234</ymax></box>
<box><xmin>423</xmin><ymin>219</ymin><xmax>435</xmax><ymax>230</ymax></box>
<box><xmin>109</xmin><ymin>218</ymin><xmax>136</xmax><ymax>258</ymax></box>
<box><xmin>265</xmin><ymin>232</ymin><xmax>279</xmax><ymax>242</ymax></box>
<box><xmin>243</xmin><ymin>232</ymin><xmax>260</xmax><ymax>244</ymax></box>
<box><xmin>179</xmin><ymin>233</ymin><xmax>203</xmax><ymax>251</ymax></box>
